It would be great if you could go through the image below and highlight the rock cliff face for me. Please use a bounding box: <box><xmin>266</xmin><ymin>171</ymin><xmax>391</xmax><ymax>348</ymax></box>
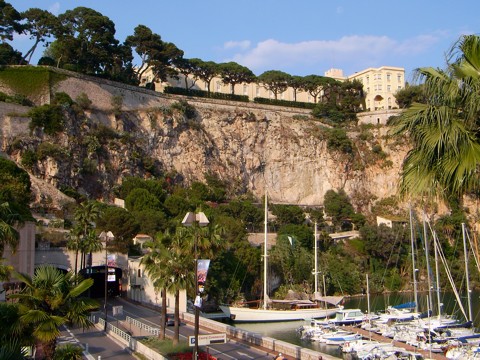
<box><xmin>0</xmin><ymin>70</ymin><xmax>408</xmax><ymax>211</ymax></box>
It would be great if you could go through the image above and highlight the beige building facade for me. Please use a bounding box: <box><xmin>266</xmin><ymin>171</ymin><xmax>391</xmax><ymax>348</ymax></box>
<box><xmin>347</xmin><ymin>66</ymin><xmax>405</xmax><ymax>111</ymax></box>
<box><xmin>143</xmin><ymin>65</ymin><xmax>405</xmax><ymax>109</ymax></box>
<box><xmin>1</xmin><ymin>222</ymin><xmax>36</xmax><ymax>301</ymax></box>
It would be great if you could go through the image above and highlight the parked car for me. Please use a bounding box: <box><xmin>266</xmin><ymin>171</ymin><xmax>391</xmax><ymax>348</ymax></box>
<box><xmin>166</xmin><ymin>313</ymin><xmax>175</xmax><ymax>326</ymax></box>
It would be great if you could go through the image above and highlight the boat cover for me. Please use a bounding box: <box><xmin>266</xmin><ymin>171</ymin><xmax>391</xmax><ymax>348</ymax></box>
<box><xmin>392</xmin><ymin>301</ymin><xmax>416</xmax><ymax>309</ymax></box>
<box><xmin>314</xmin><ymin>295</ymin><xmax>344</xmax><ymax>306</ymax></box>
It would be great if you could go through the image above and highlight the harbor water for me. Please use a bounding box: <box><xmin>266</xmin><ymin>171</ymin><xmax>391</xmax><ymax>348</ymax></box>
<box><xmin>232</xmin><ymin>290</ymin><xmax>480</xmax><ymax>358</ymax></box>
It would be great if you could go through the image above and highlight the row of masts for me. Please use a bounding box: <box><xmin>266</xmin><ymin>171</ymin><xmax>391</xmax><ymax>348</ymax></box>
<box><xmin>263</xmin><ymin>192</ymin><xmax>476</xmax><ymax>322</ymax></box>
<box><xmin>409</xmin><ymin>207</ymin><xmax>474</xmax><ymax>323</ymax></box>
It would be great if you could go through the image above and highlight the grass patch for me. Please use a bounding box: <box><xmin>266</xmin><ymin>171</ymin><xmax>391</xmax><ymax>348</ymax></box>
<box><xmin>140</xmin><ymin>336</ymin><xmax>191</xmax><ymax>357</ymax></box>
<box><xmin>0</xmin><ymin>66</ymin><xmax>66</xmax><ymax>98</ymax></box>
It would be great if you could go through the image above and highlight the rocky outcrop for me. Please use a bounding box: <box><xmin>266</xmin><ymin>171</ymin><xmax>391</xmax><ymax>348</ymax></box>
<box><xmin>0</xmin><ymin>68</ymin><xmax>408</xmax><ymax>211</ymax></box>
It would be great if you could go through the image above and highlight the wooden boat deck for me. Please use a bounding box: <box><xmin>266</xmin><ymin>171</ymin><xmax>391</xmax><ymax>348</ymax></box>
<box><xmin>342</xmin><ymin>325</ymin><xmax>448</xmax><ymax>360</ymax></box>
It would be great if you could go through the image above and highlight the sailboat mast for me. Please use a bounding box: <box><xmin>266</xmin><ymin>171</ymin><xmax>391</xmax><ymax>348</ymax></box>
<box><xmin>366</xmin><ymin>273</ymin><xmax>371</xmax><ymax>315</ymax></box>
<box><xmin>423</xmin><ymin>213</ymin><xmax>434</xmax><ymax>313</ymax></box>
<box><xmin>314</xmin><ymin>222</ymin><xmax>318</xmax><ymax>295</ymax></box>
<box><xmin>409</xmin><ymin>207</ymin><xmax>418</xmax><ymax>312</ymax></box>
<box><xmin>263</xmin><ymin>193</ymin><xmax>268</xmax><ymax>310</ymax></box>
<box><xmin>462</xmin><ymin>223</ymin><xmax>473</xmax><ymax>322</ymax></box>
<box><xmin>433</xmin><ymin>231</ymin><xmax>442</xmax><ymax>319</ymax></box>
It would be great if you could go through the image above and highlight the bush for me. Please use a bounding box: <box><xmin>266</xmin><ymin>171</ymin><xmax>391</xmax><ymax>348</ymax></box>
<box><xmin>170</xmin><ymin>100</ymin><xmax>196</xmax><ymax>119</ymax></box>
<box><xmin>28</xmin><ymin>104</ymin><xmax>64</xmax><ymax>135</ymax></box>
<box><xmin>37</xmin><ymin>56</ymin><xmax>55</xmax><ymax>66</ymax></box>
<box><xmin>0</xmin><ymin>91</ymin><xmax>33</xmax><ymax>106</ymax></box>
<box><xmin>36</xmin><ymin>142</ymin><xmax>67</xmax><ymax>161</ymax></box>
<box><xmin>75</xmin><ymin>92</ymin><xmax>92</xmax><ymax>110</ymax></box>
<box><xmin>253</xmin><ymin>97</ymin><xmax>316</xmax><ymax>109</ymax></box>
<box><xmin>163</xmin><ymin>86</ymin><xmax>249</xmax><ymax>102</ymax></box>
<box><xmin>52</xmin><ymin>92</ymin><xmax>74</xmax><ymax>107</ymax></box>
<box><xmin>325</xmin><ymin>128</ymin><xmax>353</xmax><ymax>154</ymax></box>
<box><xmin>53</xmin><ymin>344</ymin><xmax>83</xmax><ymax>360</ymax></box>
<box><xmin>21</xmin><ymin>150</ymin><xmax>37</xmax><ymax>169</ymax></box>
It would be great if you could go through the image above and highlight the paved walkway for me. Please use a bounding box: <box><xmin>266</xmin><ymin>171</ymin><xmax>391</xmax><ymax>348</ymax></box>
<box><xmin>58</xmin><ymin>325</ymin><xmax>136</xmax><ymax>360</ymax></box>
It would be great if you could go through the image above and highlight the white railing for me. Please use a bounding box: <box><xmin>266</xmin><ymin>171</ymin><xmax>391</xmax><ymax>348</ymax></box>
<box><xmin>126</xmin><ymin>315</ymin><xmax>159</xmax><ymax>336</ymax></box>
<box><xmin>98</xmin><ymin>317</ymin><xmax>132</xmax><ymax>343</ymax></box>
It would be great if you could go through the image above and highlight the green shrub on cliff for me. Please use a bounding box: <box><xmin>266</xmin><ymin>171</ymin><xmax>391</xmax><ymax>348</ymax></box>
<box><xmin>28</xmin><ymin>104</ymin><xmax>64</xmax><ymax>135</ymax></box>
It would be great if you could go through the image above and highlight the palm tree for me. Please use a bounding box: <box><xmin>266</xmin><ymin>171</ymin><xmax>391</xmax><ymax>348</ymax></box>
<box><xmin>66</xmin><ymin>226</ymin><xmax>82</xmax><ymax>277</ymax></box>
<box><xmin>0</xmin><ymin>201</ymin><xmax>21</xmax><ymax>257</ymax></box>
<box><xmin>74</xmin><ymin>201</ymin><xmax>102</xmax><ymax>270</ymax></box>
<box><xmin>391</xmin><ymin>34</ymin><xmax>480</xmax><ymax>202</ymax></box>
<box><xmin>81</xmin><ymin>228</ymin><xmax>103</xmax><ymax>271</ymax></box>
<box><xmin>164</xmin><ymin>234</ymin><xmax>191</xmax><ymax>345</ymax></box>
<box><xmin>141</xmin><ymin>234</ymin><xmax>172</xmax><ymax>340</ymax></box>
<box><xmin>10</xmin><ymin>265</ymin><xmax>98</xmax><ymax>359</ymax></box>
<box><xmin>0</xmin><ymin>302</ymin><xmax>34</xmax><ymax>359</ymax></box>
<box><xmin>53</xmin><ymin>343</ymin><xmax>83</xmax><ymax>360</ymax></box>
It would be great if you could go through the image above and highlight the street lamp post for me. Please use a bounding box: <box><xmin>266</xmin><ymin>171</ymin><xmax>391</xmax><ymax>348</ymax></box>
<box><xmin>99</xmin><ymin>231</ymin><xmax>114</xmax><ymax>332</ymax></box>
<box><xmin>182</xmin><ymin>211</ymin><xmax>209</xmax><ymax>360</ymax></box>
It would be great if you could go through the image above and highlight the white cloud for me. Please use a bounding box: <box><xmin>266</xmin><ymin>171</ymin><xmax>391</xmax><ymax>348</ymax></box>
<box><xmin>394</xmin><ymin>34</ymin><xmax>442</xmax><ymax>56</ymax></box>
<box><xmin>49</xmin><ymin>2</ymin><xmax>61</xmax><ymax>15</ymax></box>
<box><xmin>223</xmin><ymin>40</ymin><xmax>251</xmax><ymax>50</ymax></box>
<box><xmin>227</xmin><ymin>34</ymin><xmax>441</xmax><ymax>75</ymax></box>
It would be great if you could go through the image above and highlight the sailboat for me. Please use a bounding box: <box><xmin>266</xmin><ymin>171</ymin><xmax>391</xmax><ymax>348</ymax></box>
<box><xmin>219</xmin><ymin>194</ymin><xmax>341</xmax><ymax>322</ymax></box>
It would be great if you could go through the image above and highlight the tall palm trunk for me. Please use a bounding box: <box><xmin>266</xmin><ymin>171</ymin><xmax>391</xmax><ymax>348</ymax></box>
<box><xmin>42</xmin><ymin>339</ymin><xmax>57</xmax><ymax>360</ymax></box>
<box><xmin>74</xmin><ymin>248</ymin><xmax>79</xmax><ymax>278</ymax></box>
<box><xmin>173</xmin><ymin>289</ymin><xmax>180</xmax><ymax>345</ymax></box>
<box><xmin>159</xmin><ymin>288</ymin><xmax>167</xmax><ymax>340</ymax></box>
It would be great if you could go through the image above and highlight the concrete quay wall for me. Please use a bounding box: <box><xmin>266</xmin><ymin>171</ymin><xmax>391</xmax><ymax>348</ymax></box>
<box><xmin>182</xmin><ymin>312</ymin><xmax>339</xmax><ymax>360</ymax></box>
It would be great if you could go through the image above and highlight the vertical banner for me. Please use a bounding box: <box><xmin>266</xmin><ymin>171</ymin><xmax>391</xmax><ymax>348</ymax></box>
<box><xmin>107</xmin><ymin>254</ymin><xmax>117</xmax><ymax>267</ymax></box>
<box><xmin>197</xmin><ymin>259</ymin><xmax>210</xmax><ymax>293</ymax></box>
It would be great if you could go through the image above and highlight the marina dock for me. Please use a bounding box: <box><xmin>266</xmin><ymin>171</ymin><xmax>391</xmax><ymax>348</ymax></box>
<box><xmin>342</xmin><ymin>325</ymin><xmax>448</xmax><ymax>360</ymax></box>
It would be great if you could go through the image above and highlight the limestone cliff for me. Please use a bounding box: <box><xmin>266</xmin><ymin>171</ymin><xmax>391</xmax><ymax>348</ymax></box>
<box><xmin>0</xmin><ymin>68</ymin><xmax>408</xmax><ymax>212</ymax></box>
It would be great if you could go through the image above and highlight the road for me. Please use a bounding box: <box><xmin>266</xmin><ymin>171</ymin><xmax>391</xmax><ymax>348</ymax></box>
<box><xmin>57</xmin><ymin>325</ymin><xmax>136</xmax><ymax>360</ymax></box>
<box><xmin>110</xmin><ymin>297</ymin><xmax>292</xmax><ymax>360</ymax></box>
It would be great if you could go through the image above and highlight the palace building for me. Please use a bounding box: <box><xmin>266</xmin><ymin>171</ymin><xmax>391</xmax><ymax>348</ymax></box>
<box><xmin>142</xmin><ymin>65</ymin><xmax>405</xmax><ymax>111</ymax></box>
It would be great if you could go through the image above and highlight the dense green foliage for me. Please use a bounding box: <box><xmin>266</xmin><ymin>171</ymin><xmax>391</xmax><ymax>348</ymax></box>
<box><xmin>164</xmin><ymin>86</ymin><xmax>250</xmax><ymax>102</ymax></box>
<box><xmin>390</xmin><ymin>34</ymin><xmax>480</xmax><ymax>201</ymax></box>
<box><xmin>28</xmin><ymin>104</ymin><xmax>64</xmax><ymax>135</ymax></box>
<box><xmin>0</xmin><ymin>66</ymin><xmax>62</xmax><ymax>98</ymax></box>
<box><xmin>394</xmin><ymin>84</ymin><xmax>425</xmax><ymax>108</ymax></box>
<box><xmin>10</xmin><ymin>265</ymin><xmax>98</xmax><ymax>359</ymax></box>
<box><xmin>0</xmin><ymin>157</ymin><xmax>32</xmax><ymax>218</ymax></box>
<box><xmin>253</xmin><ymin>97</ymin><xmax>315</xmax><ymax>109</ymax></box>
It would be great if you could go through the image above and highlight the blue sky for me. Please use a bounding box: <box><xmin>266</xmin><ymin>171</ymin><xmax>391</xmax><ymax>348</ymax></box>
<box><xmin>9</xmin><ymin>0</ymin><xmax>479</xmax><ymax>82</ymax></box>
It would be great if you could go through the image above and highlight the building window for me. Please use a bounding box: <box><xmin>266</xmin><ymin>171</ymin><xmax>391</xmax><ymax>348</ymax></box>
<box><xmin>387</xmin><ymin>73</ymin><xmax>391</xmax><ymax>81</ymax></box>
<box><xmin>367</xmin><ymin>87</ymin><xmax>370</xmax><ymax>93</ymax></box>
<box><xmin>378</xmin><ymin>84</ymin><xmax>382</xmax><ymax>91</ymax></box>
<box><xmin>366</xmin><ymin>76</ymin><xmax>369</xmax><ymax>84</ymax></box>
<box><xmin>387</xmin><ymin>85</ymin><xmax>391</xmax><ymax>92</ymax></box>
<box><xmin>137</xmin><ymin>269</ymin><xmax>141</xmax><ymax>277</ymax></box>
<box><xmin>243</xmin><ymin>84</ymin><xmax>248</xmax><ymax>96</ymax></box>
<box><xmin>397</xmin><ymin>74</ymin><xmax>402</xmax><ymax>82</ymax></box>
<box><xmin>216</xmin><ymin>81</ymin><xmax>221</xmax><ymax>92</ymax></box>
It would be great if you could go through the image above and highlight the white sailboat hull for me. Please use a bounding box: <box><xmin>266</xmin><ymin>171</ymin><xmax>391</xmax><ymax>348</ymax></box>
<box><xmin>219</xmin><ymin>305</ymin><xmax>338</xmax><ymax>323</ymax></box>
